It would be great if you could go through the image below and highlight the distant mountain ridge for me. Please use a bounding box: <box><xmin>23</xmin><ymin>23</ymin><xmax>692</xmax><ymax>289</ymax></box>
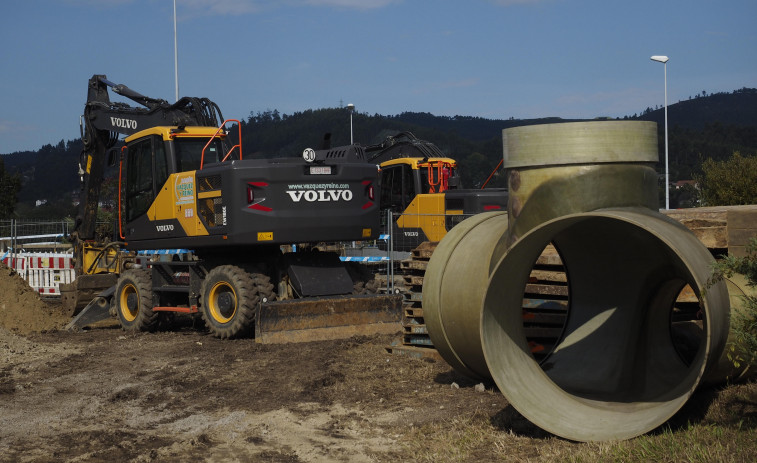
<box><xmin>634</xmin><ymin>88</ymin><xmax>757</xmax><ymax>129</ymax></box>
<box><xmin>3</xmin><ymin>88</ymin><xmax>756</xmax><ymax>217</ymax></box>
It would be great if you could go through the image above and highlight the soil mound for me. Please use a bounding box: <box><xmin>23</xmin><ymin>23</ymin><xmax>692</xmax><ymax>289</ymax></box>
<box><xmin>0</xmin><ymin>263</ymin><xmax>71</xmax><ymax>334</ymax></box>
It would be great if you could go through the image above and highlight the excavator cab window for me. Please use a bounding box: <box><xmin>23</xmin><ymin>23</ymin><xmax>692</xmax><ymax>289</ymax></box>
<box><xmin>380</xmin><ymin>164</ymin><xmax>415</xmax><ymax>211</ymax></box>
<box><xmin>420</xmin><ymin>161</ymin><xmax>457</xmax><ymax>193</ymax></box>
<box><xmin>175</xmin><ymin>138</ymin><xmax>226</xmax><ymax>172</ymax></box>
<box><xmin>123</xmin><ymin>136</ymin><xmax>168</xmax><ymax>223</ymax></box>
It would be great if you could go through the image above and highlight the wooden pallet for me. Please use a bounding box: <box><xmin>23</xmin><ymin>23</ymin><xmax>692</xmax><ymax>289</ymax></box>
<box><xmin>662</xmin><ymin>205</ymin><xmax>757</xmax><ymax>257</ymax></box>
<box><xmin>398</xmin><ymin>242</ymin><xmax>437</xmax><ymax>350</ymax></box>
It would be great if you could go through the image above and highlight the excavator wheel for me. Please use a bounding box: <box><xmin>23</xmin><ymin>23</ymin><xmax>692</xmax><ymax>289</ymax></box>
<box><xmin>115</xmin><ymin>269</ymin><xmax>158</xmax><ymax>332</ymax></box>
<box><xmin>201</xmin><ymin>265</ymin><xmax>273</xmax><ymax>339</ymax></box>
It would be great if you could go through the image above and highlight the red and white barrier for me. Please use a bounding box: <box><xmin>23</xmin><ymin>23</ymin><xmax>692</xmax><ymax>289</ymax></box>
<box><xmin>1</xmin><ymin>252</ymin><xmax>75</xmax><ymax>296</ymax></box>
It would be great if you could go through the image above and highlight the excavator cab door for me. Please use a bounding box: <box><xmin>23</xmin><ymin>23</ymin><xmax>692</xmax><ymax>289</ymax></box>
<box><xmin>120</xmin><ymin>135</ymin><xmax>171</xmax><ymax>234</ymax></box>
<box><xmin>379</xmin><ymin>163</ymin><xmax>417</xmax><ymax>212</ymax></box>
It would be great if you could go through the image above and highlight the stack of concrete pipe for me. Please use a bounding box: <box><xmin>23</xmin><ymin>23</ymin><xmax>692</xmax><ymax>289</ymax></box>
<box><xmin>423</xmin><ymin>121</ymin><xmax>751</xmax><ymax>442</ymax></box>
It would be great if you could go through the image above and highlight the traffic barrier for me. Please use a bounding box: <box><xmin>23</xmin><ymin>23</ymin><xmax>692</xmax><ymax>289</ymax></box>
<box><xmin>1</xmin><ymin>252</ymin><xmax>75</xmax><ymax>296</ymax></box>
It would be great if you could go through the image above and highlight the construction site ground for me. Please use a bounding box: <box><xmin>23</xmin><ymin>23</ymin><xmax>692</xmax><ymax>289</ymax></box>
<box><xmin>1</xmin><ymin>265</ymin><xmax>756</xmax><ymax>462</ymax></box>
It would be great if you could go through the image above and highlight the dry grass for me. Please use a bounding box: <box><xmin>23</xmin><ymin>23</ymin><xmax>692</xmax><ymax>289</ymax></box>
<box><xmin>391</xmin><ymin>380</ymin><xmax>757</xmax><ymax>463</ymax></box>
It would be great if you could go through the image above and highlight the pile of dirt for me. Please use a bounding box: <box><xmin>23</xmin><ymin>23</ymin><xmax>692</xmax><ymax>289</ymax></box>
<box><xmin>0</xmin><ymin>264</ymin><xmax>71</xmax><ymax>335</ymax></box>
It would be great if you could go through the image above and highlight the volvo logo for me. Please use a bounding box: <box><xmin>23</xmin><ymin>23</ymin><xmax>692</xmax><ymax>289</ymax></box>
<box><xmin>286</xmin><ymin>189</ymin><xmax>353</xmax><ymax>202</ymax></box>
<box><xmin>110</xmin><ymin>117</ymin><xmax>137</xmax><ymax>130</ymax></box>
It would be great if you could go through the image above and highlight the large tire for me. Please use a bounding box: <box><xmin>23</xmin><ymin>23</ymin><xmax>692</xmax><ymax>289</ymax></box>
<box><xmin>200</xmin><ymin>265</ymin><xmax>273</xmax><ymax>339</ymax></box>
<box><xmin>115</xmin><ymin>269</ymin><xmax>158</xmax><ymax>332</ymax></box>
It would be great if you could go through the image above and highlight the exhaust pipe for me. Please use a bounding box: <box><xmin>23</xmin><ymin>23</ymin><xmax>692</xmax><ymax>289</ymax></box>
<box><xmin>423</xmin><ymin>121</ymin><xmax>739</xmax><ymax>441</ymax></box>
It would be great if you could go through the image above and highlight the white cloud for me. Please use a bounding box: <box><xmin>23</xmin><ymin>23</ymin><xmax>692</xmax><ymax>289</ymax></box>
<box><xmin>302</xmin><ymin>0</ymin><xmax>401</xmax><ymax>9</ymax></box>
<box><xmin>64</xmin><ymin>0</ymin><xmax>400</xmax><ymax>17</ymax></box>
<box><xmin>180</xmin><ymin>0</ymin><xmax>265</xmax><ymax>16</ymax></box>
<box><xmin>488</xmin><ymin>0</ymin><xmax>549</xmax><ymax>6</ymax></box>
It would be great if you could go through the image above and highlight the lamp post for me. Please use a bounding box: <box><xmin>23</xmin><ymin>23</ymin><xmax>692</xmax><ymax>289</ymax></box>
<box><xmin>347</xmin><ymin>103</ymin><xmax>355</xmax><ymax>144</ymax></box>
<box><xmin>650</xmin><ymin>55</ymin><xmax>669</xmax><ymax>209</ymax></box>
<box><xmin>174</xmin><ymin>0</ymin><xmax>179</xmax><ymax>102</ymax></box>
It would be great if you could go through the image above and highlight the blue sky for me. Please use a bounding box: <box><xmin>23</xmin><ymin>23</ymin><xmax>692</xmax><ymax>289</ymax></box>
<box><xmin>1</xmin><ymin>0</ymin><xmax>755</xmax><ymax>154</ymax></box>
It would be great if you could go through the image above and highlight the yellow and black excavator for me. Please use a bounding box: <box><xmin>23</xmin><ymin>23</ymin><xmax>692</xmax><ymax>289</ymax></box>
<box><xmin>366</xmin><ymin>132</ymin><xmax>508</xmax><ymax>251</ymax></box>
<box><xmin>64</xmin><ymin>75</ymin><xmax>400</xmax><ymax>340</ymax></box>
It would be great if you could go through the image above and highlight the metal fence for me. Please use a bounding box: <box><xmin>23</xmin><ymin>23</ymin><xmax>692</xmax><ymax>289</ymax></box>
<box><xmin>0</xmin><ymin>219</ymin><xmax>73</xmax><ymax>250</ymax></box>
<box><xmin>1</xmin><ymin>213</ymin><xmax>478</xmax><ymax>296</ymax></box>
<box><xmin>341</xmin><ymin>210</ymin><xmax>481</xmax><ymax>294</ymax></box>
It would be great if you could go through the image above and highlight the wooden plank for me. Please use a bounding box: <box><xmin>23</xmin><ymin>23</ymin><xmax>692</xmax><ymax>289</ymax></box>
<box><xmin>403</xmin><ymin>275</ymin><xmax>425</xmax><ymax>286</ymax></box>
<box><xmin>403</xmin><ymin>324</ymin><xmax>428</xmax><ymax>335</ymax></box>
<box><xmin>405</xmin><ymin>307</ymin><xmax>424</xmax><ymax>318</ymax></box>
<box><xmin>676</xmin><ymin>284</ymin><xmax>699</xmax><ymax>303</ymax></box>
<box><xmin>535</xmin><ymin>245</ymin><xmax>563</xmax><ymax>266</ymax></box>
<box><xmin>529</xmin><ymin>269</ymin><xmax>568</xmax><ymax>283</ymax></box>
<box><xmin>525</xmin><ymin>283</ymin><xmax>569</xmax><ymax>297</ymax></box>
<box><xmin>727</xmin><ymin>207</ymin><xmax>757</xmax><ymax>229</ymax></box>
<box><xmin>681</xmin><ymin>226</ymin><xmax>728</xmax><ymax>250</ymax></box>
<box><xmin>404</xmin><ymin>291</ymin><xmax>422</xmax><ymax>303</ymax></box>
<box><xmin>728</xmin><ymin>228</ymin><xmax>757</xmax><ymax>248</ymax></box>
<box><xmin>411</xmin><ymin>242</ymin><xmax>438</xmax><ymax>260</ymax></box>
<box><xmin>662</xmin><ymin>205</ymin><xmax>757</xmax><ymax>254</ymax></box>
<box><xmin>403</xmin><ymin>334</ymin><xmax>434</xmax><ymax>346</ymax></box>
<box><xmin>401</xmin><ymin>260</ymin><xmax>428</xmax><ymax>272</ymax></box>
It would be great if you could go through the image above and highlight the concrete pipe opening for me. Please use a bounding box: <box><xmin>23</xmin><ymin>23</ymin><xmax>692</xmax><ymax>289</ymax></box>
<box><xmin>481</xmin><ymin>209</ymin><xmax>730</xmax><ymax>442</ymax></box>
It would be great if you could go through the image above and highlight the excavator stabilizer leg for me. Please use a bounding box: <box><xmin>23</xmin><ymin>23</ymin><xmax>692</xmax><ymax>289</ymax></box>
<box><xmin>65</xmin><ymin>285</ymin><xmax>116</xmax><ymax>331</ymax></box>
<box><xmin>255</xmin><ymin>294</ymin><xmax>403</xmax><ymax>343</ymax></box>
<box><xmin>60</xmin><ymin>273</ymin><xmax>118</xmax><ymax>315</ymax></box>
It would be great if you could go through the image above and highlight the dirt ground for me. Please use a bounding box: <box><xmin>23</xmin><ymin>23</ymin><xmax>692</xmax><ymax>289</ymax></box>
<box><xmin>0</xmin><ymin>265</ymin><xmax>516</xmax><ymax>462</ymax></box>
<box><xmin>0</xmin><ymin>264</ymin><xmax>755</xmax><ymax>462</ymax></box>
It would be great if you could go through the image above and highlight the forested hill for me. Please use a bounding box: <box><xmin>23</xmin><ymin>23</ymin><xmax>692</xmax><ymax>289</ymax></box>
<box><xmin>634</xmin><ymin>88</ymin><xmax>757</xmax><ymax>129</ymax></box>
<box><xmin>3</xmin><ymin>88</ymin><xmax>756</xmax><ymax>217</ymax></box>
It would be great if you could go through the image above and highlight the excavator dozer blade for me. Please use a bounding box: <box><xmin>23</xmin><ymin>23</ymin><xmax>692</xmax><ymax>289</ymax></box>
<box><xmin>255</xmin><ymin>294</ymin><xmax>403</xmax><ymax>343</ymax></box>
<box><xmin>61</xmin><ymin>274</ymin><xmax>118</xmax><ymax>316</ymax></box>
<box><xmin>65</xmin><ymin>286</ymin><xmax>115</xmax><ymax>331</ymax></box>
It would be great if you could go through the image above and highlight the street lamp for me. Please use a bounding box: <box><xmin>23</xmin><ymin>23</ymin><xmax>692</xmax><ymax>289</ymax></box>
<box><xmin>650</xmin><ymin>55</ymin><xmax>669</xmax><ymax>209</ymax></box>
<box><xmin>174</xmin><ymin>0</ymin><xmax>179</xmax><ymax>102</ymax></box>
<box><xmin>347</xmin><ymin>103</ymin><xmax>355</xmax><ymax>144</ymax></box>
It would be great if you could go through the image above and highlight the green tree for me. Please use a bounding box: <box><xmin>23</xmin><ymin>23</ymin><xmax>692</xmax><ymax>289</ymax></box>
<box><xmin>0</xmin><ymin>156</ymin><xmax>21</xmax><ymax>218</ymax></box>
<box><xmin>695</xmin><ymin>152</ymin><xmax>757</xmax><ymax>206</ymax></box>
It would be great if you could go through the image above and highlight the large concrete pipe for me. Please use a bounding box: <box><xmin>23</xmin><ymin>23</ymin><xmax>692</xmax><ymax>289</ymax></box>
<box><xmin>423</xmin><ymin>211</ymin><xmax>509</xmax><ymax>379</ymax></box>
<box><xmin>481</xmin><ymin>209</ymin><xmax>730</xmax><ymax>442</ymax></box>
<box><xmin>422</xmin><ymin>120</ymin><xmax>734</xmax><ymax>442</ymax></box>
<box><xmin>424</xmin><ymin>121</ymin><xmax>664</xmax><ymax>381</ymax></box>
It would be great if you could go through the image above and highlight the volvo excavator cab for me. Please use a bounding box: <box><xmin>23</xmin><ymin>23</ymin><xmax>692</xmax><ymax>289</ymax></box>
<box><xmin>369</xmin><ymin>132</ymin><xmax>507</xmax><ymax>252</ymax></box>
<box><xmin>118</xmin><ymin>124</ymin><xmax>239</xmax><ymax>242</ymax></box>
